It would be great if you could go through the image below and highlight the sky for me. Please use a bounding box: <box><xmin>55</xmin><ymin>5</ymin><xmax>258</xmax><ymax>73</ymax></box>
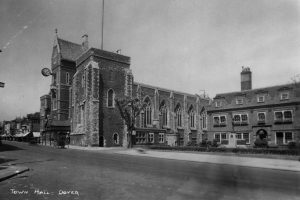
<box><xmin>0</xmin><ymin>0</ymin><xmax>300</xmax><ymax>121</ymax></box>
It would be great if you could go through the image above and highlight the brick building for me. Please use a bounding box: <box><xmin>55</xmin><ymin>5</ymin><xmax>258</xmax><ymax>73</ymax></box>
<box><xmin>206</xmin><ymin>67</ymin><xmax>300</xmax><ymax>146</ymax></box>
<box><xmin>41</xmin><ymin>31</ymin><xmax>210</xmax><ymax>147</ymax></box>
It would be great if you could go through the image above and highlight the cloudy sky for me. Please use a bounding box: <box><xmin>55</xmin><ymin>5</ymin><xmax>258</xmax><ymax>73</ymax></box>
<box><xmin>0</xmin><ymin>0</ymin><xmax>299</xmax><ymax>121</ymax></box>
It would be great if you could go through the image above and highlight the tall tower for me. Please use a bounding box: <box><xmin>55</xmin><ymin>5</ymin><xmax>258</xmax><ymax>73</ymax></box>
<box><xmin>241</xmin><ymin>67</ymin><xmax>252</xmax><ymax>91</ymax></box>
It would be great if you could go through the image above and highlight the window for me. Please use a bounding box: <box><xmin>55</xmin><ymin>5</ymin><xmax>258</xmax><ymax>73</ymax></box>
<box><xmin>276</xmin><ymin>132</ymin><xmax>293</xmax><ymax>145</ymax></box>
<box><xmin>236</xmin><ymin>133</ymin><xmax>242</xmax><ymax>140</ymax></box>
<box><xmin>213</xmin><ymin>115</ymin><xmax>226</xmax><ymax>127</ymax></box>
<box><xmin>52</xmin><ymin>73</ymin><xmax>57</xmax><ymax>85</ymax></box>
<box><xmin>107</xmin><ymin>89</ymin><xmax>114</xmax><ymax>108</ymax></box>
<box><xmin>274</xmin><ymin>110</ymin><xmax>293</xmax><ymax>123</ymax></box>
<box><xmin>82</xmin><ymin>74</ymin><xmax>85</xmax><ymax>88</ymax></box>
<box><xmin>81</xmin><ymin>104</ymin><xmax>85</xmax><ymax>124</ymax></box>
<box><xmin>233</xmin><ymin>113</ymin><xmax>248</xmax><ymax>125</ymax></box>
<box><xmin>215</xmin><ymin>101</ymin><xmax>222</xmax><ymax>108</ymax></box>
<box><xmin>160</xmin><ymin>102</ymin><xmax>168</xmax><ymax>127</ymax></box>
<box><xmin>113</xmin><ymin>133</ymin><xmax>119</xmax><ymax>144</ymax></box>
<box><xmin>189</xmin><ymin>108</ymin><xmax>195</xmax><ymax>128</ymax></box>
<box><xmin>221</xmin><ymin>133</ymin><xmax>227</xmax><ymax>140</ymax></box>
<box><xmin>144</xmin><ymin>98</ymin><xmax>152</xmax><ymax>126</ymax></box>
<box><xmin>236</xmin><ymin>98</ymin><xmax>243</xmax><ymax>105</ymax></box>
<box><xmin>243</xmin><ymin>133</ymin><xmax>250</xmax><ymax>144</ymax></box>
<box><xmin>280</xmin><ymin>92</ymin><xmax>289</xmax><ymax>100</ymax></box>
<box><xmin>257</xmin><ymin>95</ymin><xmax>265</xmax><ymax>103</ymax></box>
<box><xmin>214</xmin><ymin>133</ymin><xmax>227</xmax><ymax>143</ymax></box>
<box><xmin>241</xmin><ymin>114</ymin><xmax>248</xmax><ymax>122</ymax></box>
<box><xmin>257</xmin><ymin>112</ymin><xmax>266</xmax><ymax>123</ymax></box>
<box><xmin>52</xmin><ymin>99</ymin><xmax>57</xmax><ymax>110</ymax></box>
<box><xmin>236</xmin><ymin>133</ymin><xmax>250</xmax><ymax>144</ymax></box>
<box><xmin>66</xmin><ymin>72</ymin><xmax>70</xmax><ymax>84</ymax></box>
<box><xmin>201</xmin><ymin>112</ymin><xmax>207</xmax><ymax>130</ymax></box>
<box><xmin>214</xmin><ymin>133</ymin><xmax>220</xmax><ymax>143</ymax></box>
<box><xmin>159</xmin><ymin>133</ymin><xmax>164</xmax><ymax>143</ymax></box>
<box><xmin>149</xmin><ymin>133</ymin><xmax>154</xmax><ymax>143</ymax></box>
<box><xmin>175</xmin><ymin>104</ymin><xmax>182</xmax><ymax>127</ymax></box>
<box><xmin>136</xmin><ymin>132</ymin><xmax>146</xmax><ymax>144</ymax></box>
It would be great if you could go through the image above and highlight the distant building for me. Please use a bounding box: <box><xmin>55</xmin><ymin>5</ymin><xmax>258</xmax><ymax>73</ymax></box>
<box><xmin>41</xmin><ymin>31</ymin><xmax>209</xmax><ymax>147</ymax></box>
<box><xmin>206</xmin><ymin>68</ymin><xmax>300</xmax><ymax>146</ymax></box>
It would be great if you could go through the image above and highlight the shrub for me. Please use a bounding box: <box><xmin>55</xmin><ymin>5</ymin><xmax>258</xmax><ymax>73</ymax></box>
<box><xmin>254</xmin><ymin>138</ymin><xmax>268</xmax><ymax>148</ymax></box>
<box><xmin>288</xmin><ymin>142</ymin><xmax>297</xmax><ymax>149</ymax></box>
<box><xmin>221</xmin><ymin>140</ymin><xmax>229</xmax><ymax>145</ymax></box>
<box><xmin>212</xmin><ymin>139</ymin><xmax>219</xmax><ymax>147</ymax></box>
<box><xmin>237</xmin><ymin>140</ymin><xmax>246</xmax><ymax>145</ymax></box>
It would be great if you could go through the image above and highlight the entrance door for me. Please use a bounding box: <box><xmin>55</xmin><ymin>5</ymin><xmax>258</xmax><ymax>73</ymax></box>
<box><xmin>99</xmin><ymin>136</ymin><xmax>104</xmax><ymax>147</ymax></box>
<box><xmin>276</xmin><ymin>132</ymin><xmax>284</xmax><ymax>145</ymax></box>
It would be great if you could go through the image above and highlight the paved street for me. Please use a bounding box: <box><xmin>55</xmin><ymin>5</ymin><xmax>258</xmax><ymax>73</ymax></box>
<box><xmin>0</xmin><ymin>141</ymin><xmax>300</xmax><ymax>200</ymax></box>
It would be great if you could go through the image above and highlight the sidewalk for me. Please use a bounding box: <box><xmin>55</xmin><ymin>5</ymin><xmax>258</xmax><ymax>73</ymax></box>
<box><xmin>116</xmin><ymin>149</ymin><xmax>300</xmax><ymax>172</ymax></box>
<box><xmin>0</xmin><ymin>165</ymin><xmax>29</xmax><ymax>182</ymax></box>
<box><xmin>67</xmin><ymin>144</ymin><xmax>125</xmax><ymax>152</ymax></box>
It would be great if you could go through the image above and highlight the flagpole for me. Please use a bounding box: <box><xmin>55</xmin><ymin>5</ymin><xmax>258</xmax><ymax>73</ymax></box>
<box><xmin>101</xmin><ymin>0</ymin><xmax>104</xmax><ymax>50</ymax></box>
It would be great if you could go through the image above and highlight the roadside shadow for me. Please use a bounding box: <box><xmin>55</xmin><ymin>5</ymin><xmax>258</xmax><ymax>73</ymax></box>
<box><xmin>0</xmin><ymin>158</ymin><xmax>17</xmax><ymax>164</ymax></box>
<box><xmin>0</xmin><ymin>143</ymin><xmax>24</xmax><ymax>152</ymax></box>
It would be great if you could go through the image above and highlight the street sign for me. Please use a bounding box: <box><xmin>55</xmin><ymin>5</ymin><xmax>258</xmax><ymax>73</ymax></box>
<box><xmin>41</xmin><ymin>68</ymin><xmax>52</xmax><ymax>77</ymax></box>
<box><xmin>0</xmin><ymin>82</ymin><xmax>4</xmax><ymax>88</ymax></box>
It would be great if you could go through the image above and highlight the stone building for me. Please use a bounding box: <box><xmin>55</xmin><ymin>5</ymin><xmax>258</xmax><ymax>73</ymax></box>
<box><xmin>41</xmin><ymin>31</ymin><xmax>210</xmax><ymax>147</ymax></box>
<box><xmin>206</xmin><ymin>68</ymin><xmax>300</xmax><ymax>146</ymax></box>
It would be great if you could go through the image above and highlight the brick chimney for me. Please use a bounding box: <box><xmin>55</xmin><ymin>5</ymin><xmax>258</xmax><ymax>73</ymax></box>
<box><xmin>81</xmin><ymin>34</ymin><xmax>89</xmax><ymax>51</ymax></box>
<box><xmin>241</xmin><ymin>67</ymin><xmax>252</xmax><ymax>91</ymax></box>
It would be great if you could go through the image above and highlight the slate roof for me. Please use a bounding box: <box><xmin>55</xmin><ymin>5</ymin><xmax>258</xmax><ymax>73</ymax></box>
<box><xmin>57</xmin><ymin>38</ymin><xmax>83</xmax><ymax>61</ymax></box>
<box><xmin>207</xmin><ymin>83</ymin><xmax>300</xmax><ymax>112</ymax></box>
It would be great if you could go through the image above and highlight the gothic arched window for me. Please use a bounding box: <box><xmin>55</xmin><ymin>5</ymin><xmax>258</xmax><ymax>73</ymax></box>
<box><xmin>144</xmin><ymin>97</ymin><xmax>152</xmax><ymax>126</ymax></box>
<box><xmin>188</xmin><ymin>106</ymin><xmax>195</xmax><ymax>128</ymax></box>
<box><xmin>160</xmin><ymin>101</ymin><xmax>168</xmax><ymax>127</ymax></box>
<box><xmin>175</xmin><ymin>104</ymin><xmax>182</xmax><ymax>127</ymax></box>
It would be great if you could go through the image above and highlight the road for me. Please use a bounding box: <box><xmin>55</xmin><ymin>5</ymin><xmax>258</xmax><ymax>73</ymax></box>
<box><xmin>0</xmin><ymin>141</ymin><xmax>300</xmax><ymax>200</ymax></box>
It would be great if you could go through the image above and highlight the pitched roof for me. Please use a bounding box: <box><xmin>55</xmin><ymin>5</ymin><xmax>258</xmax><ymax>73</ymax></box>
<box><xmin>57</xmin><ymin>38</ymin><xmax>83</xmax><ymax>61</ymax></box>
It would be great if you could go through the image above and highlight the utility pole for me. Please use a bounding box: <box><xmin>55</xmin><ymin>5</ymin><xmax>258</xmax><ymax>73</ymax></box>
<box><xmin>101</xmin><ymin>0</ymin><xmax>104</xmax><ymax>50</ymax></box>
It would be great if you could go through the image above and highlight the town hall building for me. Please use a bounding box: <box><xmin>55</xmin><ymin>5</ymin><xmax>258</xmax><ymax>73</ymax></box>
<box><xmin>40</xmin><ymin>31</ymin><xmax>210</xmax><ymax>147</ymax></box>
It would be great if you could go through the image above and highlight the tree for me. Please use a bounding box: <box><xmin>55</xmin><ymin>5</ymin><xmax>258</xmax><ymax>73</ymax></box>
<box><xmin>115</xmin><ymin>97</ymin><xmax>146</xmax><ymax>148</ymax></box>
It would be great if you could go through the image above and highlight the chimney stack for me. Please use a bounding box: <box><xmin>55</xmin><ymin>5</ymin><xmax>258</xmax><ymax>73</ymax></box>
<box><xmin>81</xmin><ymin>34</ymin><xmax>89</xmax><ymax>51</ymax></box>
<box><xmin>241</xmin><ymin>67</ymin><xmax>252</xmax><ymax>91</ymax></box>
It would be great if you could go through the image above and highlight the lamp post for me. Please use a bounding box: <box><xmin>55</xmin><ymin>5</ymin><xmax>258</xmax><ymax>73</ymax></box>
<box><xmin>41</xmin><ymin>67</ymin><xmax>53</xmax><ymax>146</ymax></box>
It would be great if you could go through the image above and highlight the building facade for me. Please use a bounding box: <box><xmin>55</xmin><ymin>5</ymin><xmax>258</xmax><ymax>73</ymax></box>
<box><xmin>206</xmin><ymin>68</ymin><xmax>300</xmax><ymax>146</ymax></box>
<box><xmin>41</xmin><ymin>31</ymin><xmax>210</xmax><ymax>147</ymax></box>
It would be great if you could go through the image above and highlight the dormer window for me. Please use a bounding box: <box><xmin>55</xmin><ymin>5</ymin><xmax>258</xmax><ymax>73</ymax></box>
<box><xmin>215</xmin><ymin>101</ymin><xmax>222</xmax><ymax>108</ymax></box>
<box><xmin>280</xmin><ymin>92</ymin><xmax>289</xmax><ymax>100</ymax></box>
<box><xmin>257</xmin><ymin>95</ymin><xmax>265</xmax><ymax>103</ymax></box>
<box><xmin>236</xmin><ymin>98</ymin><xmax>243</xmax><ymax>105</ymax></box>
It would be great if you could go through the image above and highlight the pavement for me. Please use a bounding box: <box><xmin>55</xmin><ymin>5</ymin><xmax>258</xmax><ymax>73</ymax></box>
<box><xmin>1</xmin><ymin>141</ymin><xmax>300</xmax><ymax>182</ymax></box>
<box><xmin>0</xmin><ymin>165</ymin><xmax>29</xmax><ymax>182</ymax></box>
<box><xmin>115</xmin><ymin>148</ymin><xmax>300</xmax><ymax>172</ymax></box>
<box><xmin>59</xmin><ymin>144</ymin><xmax>300</xmax><ymax>172</ymax></box>
<box><xmin>65</xmin><ymin>144</ymin><xmax>300</xmax><ymax>172</ymax></box>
